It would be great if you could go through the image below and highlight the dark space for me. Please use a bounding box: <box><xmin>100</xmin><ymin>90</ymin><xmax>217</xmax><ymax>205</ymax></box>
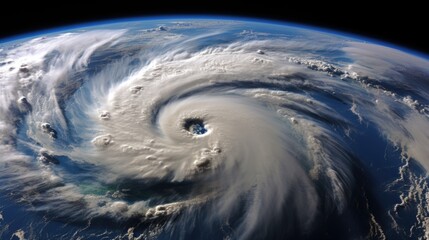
<box><xmin>0</xmin><ymin>1</ymin><xmax>427</xmax><ymax>55</ymax></box>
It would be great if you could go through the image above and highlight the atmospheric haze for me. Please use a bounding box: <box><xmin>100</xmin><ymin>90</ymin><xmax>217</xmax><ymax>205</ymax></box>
<box><xmin>0</xmin><ymin>19</ymin><xmax>429</xmax><ymax>240</ymax></box>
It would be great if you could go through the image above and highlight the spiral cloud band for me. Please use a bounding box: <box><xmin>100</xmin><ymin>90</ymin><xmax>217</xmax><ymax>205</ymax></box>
<box><xmin>0</xmin><ymin>19</ymin><xmax>429</xmax><ymax>239</ymax></box>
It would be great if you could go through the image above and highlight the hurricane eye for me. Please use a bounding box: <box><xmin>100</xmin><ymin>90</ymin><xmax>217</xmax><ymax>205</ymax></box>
<box><xmin>183</xmin><ymin>118</ymin><xmax>207</xmax><ymax>135</ymax></box>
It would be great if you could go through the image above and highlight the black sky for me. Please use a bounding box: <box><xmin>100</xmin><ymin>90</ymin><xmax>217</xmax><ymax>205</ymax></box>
<box><xmin>1</xmin><ymin>1</ymin><xmax>427</xmax><ymax>55</ymax></box>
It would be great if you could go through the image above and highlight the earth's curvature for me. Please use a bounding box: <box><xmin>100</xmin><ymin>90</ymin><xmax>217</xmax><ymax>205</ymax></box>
<box><xmin>1</xmin><ymin>18</ymin><xmax>429</xmax><ymax>240</ymax></box>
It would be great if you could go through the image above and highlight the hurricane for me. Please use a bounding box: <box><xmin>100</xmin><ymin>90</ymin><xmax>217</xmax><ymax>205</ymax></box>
<box><xmin>1</xmin><ymin>18</ymin><xmax>429</xmax><ymax>240</ymax></box>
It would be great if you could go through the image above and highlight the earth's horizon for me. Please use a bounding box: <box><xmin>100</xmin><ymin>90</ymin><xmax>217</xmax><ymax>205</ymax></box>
<box><xmin>1</xmin><ymin>17</ymin><xmax>429</xmax><ymax>240</ymax></box>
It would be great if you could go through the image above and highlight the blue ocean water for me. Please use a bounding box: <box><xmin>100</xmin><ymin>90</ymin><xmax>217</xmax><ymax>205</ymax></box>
<box><xmin>0</xmin><ymin>17</ymin><xmax>428</xmax><ymax>240</ymax></box>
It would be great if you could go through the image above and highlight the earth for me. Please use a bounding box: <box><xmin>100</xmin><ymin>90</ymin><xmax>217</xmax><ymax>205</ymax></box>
<box><xmin>1</xmin><ymin>17</ymin><xmax>429</xmax><ymax>240</ymax></box>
